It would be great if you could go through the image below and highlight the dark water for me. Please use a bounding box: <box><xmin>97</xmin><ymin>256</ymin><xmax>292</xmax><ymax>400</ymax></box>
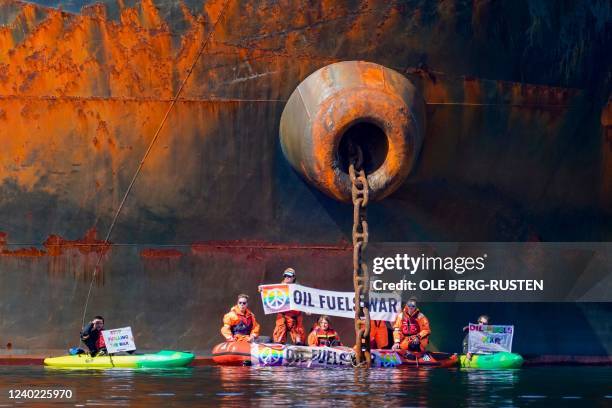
<box><xmin>1</xmin><ymin>366</ymin><xmax>611</xmax><ymax>406</ymax></box>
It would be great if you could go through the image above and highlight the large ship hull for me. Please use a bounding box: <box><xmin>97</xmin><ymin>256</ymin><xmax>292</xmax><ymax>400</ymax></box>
<box><xmin>0</xmin><ymin>0</ymin><xmax>610</xmax><ymax>355</ymax></box>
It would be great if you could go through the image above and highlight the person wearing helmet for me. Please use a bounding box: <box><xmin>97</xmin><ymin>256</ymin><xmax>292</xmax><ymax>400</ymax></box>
<box><xmin>271</xmin><ymin>268</ymin><xmax>306</xmax><ymax>345</ymax></box>
<box><xmin>391</xmin><ymin>298</ymin><xmax>431</xmax><ymax>352</ymax></box>
<box><xmin>221</xmin><ymin>294</ymin><xmax>261</xmax><ymax>342</ymax></box>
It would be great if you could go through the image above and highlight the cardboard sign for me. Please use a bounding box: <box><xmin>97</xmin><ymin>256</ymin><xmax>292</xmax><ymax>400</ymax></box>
<box><xmin>467</xmin><ymin>324</ymin><xmax>514</xmax><ymax>354</ymax></box>
<box><xmin>260</xmin><ymin>284</ymin><xmax>401</xmax><ymax>321</ymax></box>
<box><xmin>102</xmin><ymin>327</ymin><xmax>136</xmax><ymax>353</ymax></box>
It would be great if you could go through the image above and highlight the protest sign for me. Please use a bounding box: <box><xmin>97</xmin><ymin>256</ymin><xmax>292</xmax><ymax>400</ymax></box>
<box><xmin>467</xmin><ymin>324</ymin><xmax>514</xmax><ymax>354</ymax></box>
<box><xmin>102</xmin><ymin>327</ymin><xmax>136</xmax><ymax>353</ymax></box>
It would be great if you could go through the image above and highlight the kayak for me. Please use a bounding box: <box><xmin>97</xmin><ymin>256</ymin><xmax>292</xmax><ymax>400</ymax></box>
<box><xmin>212</xmin><ymin>341</ymin><xmax>456</xmax><ymax>368</ymax></box>
<box><xmin>459</xmin><ymin>352</ymin><xmax>523</xmax><ymax>369</ymax></box>
<box><xmin>44</xmin><ymin>350</ymin><xmax>195</xmax><ymax>369</ymax></box>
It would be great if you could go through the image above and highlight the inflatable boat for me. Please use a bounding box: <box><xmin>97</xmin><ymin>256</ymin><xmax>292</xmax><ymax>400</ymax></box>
<box><xmin>212</xmin><ymin>341</ymin><xmax>404</xmax><ymax>367</ymax></box>
<box><xmin>44</xmin><ymin>350</ymin><xmax>195</xmax><ymax>369</ymax></box>
<box><xmin>212</xmin><ymin>341</ymin><xmax>458</xmax><ymax>368</ymax></box>
<box><xmin>459</xmin><ymin>352</ymin><xmax>524</xmax><ymax>369</ymax></box>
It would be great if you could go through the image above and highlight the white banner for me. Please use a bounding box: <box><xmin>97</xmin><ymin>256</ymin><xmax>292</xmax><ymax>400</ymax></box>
<box><xmin>102</xmin><ymin>327</ymin><xmax>136</xmax><ymax>354</ymax></box>
<box><xmin>250</xmin><ymin>343</ymin><xmax>401</xmax><ymax>368</ymax></box>
<box><xmin>260</xmin><ymin>283</ymin><xmax>400</xmax><ymax>321</ymax></box>
<box><xmin>467</xmin><ymin>324</ymin><xmax>514</xmax><ymax>354</ymax></box>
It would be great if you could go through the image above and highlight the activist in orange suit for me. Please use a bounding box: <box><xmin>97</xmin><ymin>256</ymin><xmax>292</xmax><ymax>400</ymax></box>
<box><xmin>370</xmin><ymin>320</ymin><xmax>389</xmax><ymax>349</ymax></box>
<box><xmin>272</xmin><ymin>268</ymin><xmax>306</xmax><ymax>344</ymax></box>
<box><xmin>392</xmin><ymin>298</ymin><xmax>431</xmax><ymax>352</ymax></box>
<box><xmin>221</xmin><ymin>294</ymin><xmax>261</xmax><ymax>342</ymax></box>
<box><xmin>308</xmin><ymin>315</ymin><xmax>342</xmax><ymax>347</ymax></box>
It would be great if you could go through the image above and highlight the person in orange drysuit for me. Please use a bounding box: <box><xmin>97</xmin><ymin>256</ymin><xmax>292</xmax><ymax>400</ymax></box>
<box><xmin>370</xmin><ymin>320</ymin><xmax>389</xmax><ymax>349</ymax></box>
<box><xmin>271</xmin><ymin>268</ymin><xmax>306</xmax><ymax>345</ymax></box>
<box><xmin>308</xmin><ymin>315</ymin><xmax>342</xmax><ymax>347</ymax></box>
<box><xmin>221</xmin><ymin>294</ymin><xmax>260</xmax><ymax>342</ymax></box>
<box><xmin>392</xmin><ymin>298</ymin><xmax>431</xmax><ymax>352</ymax></box>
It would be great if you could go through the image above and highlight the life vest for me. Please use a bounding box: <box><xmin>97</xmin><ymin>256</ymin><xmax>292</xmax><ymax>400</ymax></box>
<box><xmin>401</xmin><ymin>311</ymin><xmax>421</xmax><ymax>336</ymax></box>
<box><xmin>314</xmin><ymin>327</ymin><xmax>339</xmax><ymax>347</ymax></box>
<box><xmin>281</xmin><ymin>310</ymin><xmax>301</xmax><ymax>329</ymax></box>
<box><xmin>231</xmin><ymin>313</ymin><xmax>254</xmax><ymax>336</ymax></box>
<box><xmin>96</xmin><ymin>333</ymin><xmax>106</xmax><ymax>350</ymax></box>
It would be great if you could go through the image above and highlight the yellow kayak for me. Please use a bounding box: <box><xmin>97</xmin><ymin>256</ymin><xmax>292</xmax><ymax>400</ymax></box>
<box><xmin>44</xmin><ymin>350</ymin><xmax>194</xmax><ymax>369</ymax></box>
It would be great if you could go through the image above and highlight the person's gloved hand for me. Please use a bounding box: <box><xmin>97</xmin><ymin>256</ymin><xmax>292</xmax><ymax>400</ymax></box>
<box><xmin>391</xmin><ymin>342</ymin><xmax>400</xmax><ymax>351</ymax></box>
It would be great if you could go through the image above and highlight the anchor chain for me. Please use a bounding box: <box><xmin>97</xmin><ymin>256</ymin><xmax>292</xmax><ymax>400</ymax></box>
<box><xmin>349</xmin><ymin>146</ymin><xmax>371</xmax><ymax>367</ymax></box>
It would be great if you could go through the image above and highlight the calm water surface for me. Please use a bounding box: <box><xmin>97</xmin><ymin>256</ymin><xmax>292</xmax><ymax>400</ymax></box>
<box><xmin>0</xmin><ymin>366</ymin><xmax>611</xmax><ymax>406</ymax></box>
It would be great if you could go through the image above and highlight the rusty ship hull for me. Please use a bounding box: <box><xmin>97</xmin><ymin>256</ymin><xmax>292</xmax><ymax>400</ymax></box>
<box><xmin>0</xmin><ymin>0</ymin><xmax>610</xmax><ymax>355</ymax></box>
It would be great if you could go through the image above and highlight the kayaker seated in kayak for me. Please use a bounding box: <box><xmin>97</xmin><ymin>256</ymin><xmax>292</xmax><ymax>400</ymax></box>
<box><xmin>263</xmin><ymin>268</ymin><xmax>306</xmax><ymax>345</ymax></box>
<box><xmin>392</xmin><ymin>298</ymin><xmax>431</xmax><ymax>353</ymax></box>
<box><xmin>80</xmin><ymin>315</ymin><xmax>107</xmax><ymax>356</ymax></box>
<box><xmin>463</xmin><ymin>315</ymin><xmax>489</xmax><ymax>360</ymax></box>
<box><xmin>307</xmin><ymin>315</ymin><xmax>342</xmax><ymax>347</ymax></box>
<box><xmin>221</xmin><ymin>294</ymin><xmax>260</xmax><ymax>342</ymax></box>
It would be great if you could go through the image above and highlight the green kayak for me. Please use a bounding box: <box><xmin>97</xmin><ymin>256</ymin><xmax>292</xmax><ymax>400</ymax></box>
<box><xmin>459</xmin><ymin>352</ymin><xmax>523</xmax><ymax>369</ymax></box>
<box><xmin>44</xmin><ymin>350</ymin><xmax>195</xmax><ymax>369</ymax></box>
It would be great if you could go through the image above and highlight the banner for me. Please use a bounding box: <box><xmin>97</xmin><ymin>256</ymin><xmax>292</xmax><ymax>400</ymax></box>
<box><xmin>102</xmin><ymin>327</ymin><xmax>136</xmax><ymax>353</ymax></box>
<box><xmin>467</xmin><ymin>324</ymin><xmax>514</xmax><ymax>354</ymax></box>
<box><xmin>250</xmin><ymin>343</ymin><xmax>401</xmax><ymax>368</ymax></box>
<box><xmin>260</xmin><ymin>283</ymin><xmax>401</xmax><ymax>321</ymax></box>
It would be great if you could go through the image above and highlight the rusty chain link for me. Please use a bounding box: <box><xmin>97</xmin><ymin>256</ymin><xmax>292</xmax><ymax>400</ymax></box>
<box><xmin>349</xmin><ymin>145</ymin><xmax>371</xmax><ymax>367</ymax></box>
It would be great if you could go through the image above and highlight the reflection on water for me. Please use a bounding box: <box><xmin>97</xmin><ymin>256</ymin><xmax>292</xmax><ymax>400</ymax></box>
<box><xmin>0</xmin><ymin>366</ymin><xmax>610</xmax><ymax>406</ymax></box>
<box><xmin>464</xmin><ymin>370</ymin><xmax>519</xmax><ymax>407</ymax></box>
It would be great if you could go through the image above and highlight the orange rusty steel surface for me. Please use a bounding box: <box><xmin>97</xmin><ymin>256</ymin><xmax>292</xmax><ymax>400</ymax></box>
<box><xmin>0</xmin><ymin>0</ymin><xmax>228</xmax><ymax>99</ymax></box>
<box><xmin>0</xmin><ymin>0</ymin><xmax>592</xmax><ymax>206</ymax></box>
<box><xmin>1</xmin><ymin>233</ymin><xmax>351</xmax><ymax>257</ymax></box>
<box><xmin>0</xmin><ymin>0</ymin><xmax>606</xmax><ymax>244</ymax></box>
<box><xmin>280</xmin><ymin>61</ymin><xmax>425</xmax><ymax>202</ymax></box>
<box><xmin>190</xmin><ymin>240</ymin><xmax>352</xmax><ymax>253</ymax></box>
<box><xmin>0</xmin><ymin>355</ymin><xmax>45</xmax><ymax>365</ymax></box>
<box><xmin>140</xmin><ymin>248</ymin><xmax>183</xmax><ymax>259</ymax></box>
<box><xmin>0</xmin><ymin>228</ymin><xmax>110</xmax><ymax>257</ymax></box>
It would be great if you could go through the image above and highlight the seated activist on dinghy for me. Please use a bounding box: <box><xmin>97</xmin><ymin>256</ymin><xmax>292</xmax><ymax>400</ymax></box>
<box><xmin>221</xmin><ymin>294</ymin><xmax>261</xmax><ymax>343</ymax></box>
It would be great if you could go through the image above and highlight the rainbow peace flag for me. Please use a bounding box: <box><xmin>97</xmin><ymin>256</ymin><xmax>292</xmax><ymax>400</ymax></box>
<box><xmin>260</xmin><ymin>284</ymin><xmax>292</xmax><ymax>314</ymax></box>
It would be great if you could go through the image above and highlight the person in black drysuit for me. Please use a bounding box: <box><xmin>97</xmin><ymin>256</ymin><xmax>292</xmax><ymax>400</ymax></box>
<box><xmin>80</xmin><ymin>315</ymin><xmax>107</xmax><ymax>356</ymax></box>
